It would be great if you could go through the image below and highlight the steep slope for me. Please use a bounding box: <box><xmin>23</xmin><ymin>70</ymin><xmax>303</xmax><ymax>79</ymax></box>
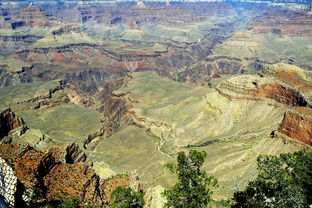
<box><xmin>91</xmin><ymin>71</ymin><xmax>304</xmax><ymax>199</ymax></box>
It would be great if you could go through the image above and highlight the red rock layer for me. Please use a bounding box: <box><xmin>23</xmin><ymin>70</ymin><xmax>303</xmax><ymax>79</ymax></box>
<box><xmin>278</xmin><ymin>111</ymin><xmax>312</xmax><ymax>145</ymax></box>
<box><xmin>0</xmin><ymin>143</ymin><xmax>131</xmax><ymax>206</ymax></box>
<box><xmin>256</xmin><ymin>83</ymin><xmax>304</xmax><ymax>106</ymax></box>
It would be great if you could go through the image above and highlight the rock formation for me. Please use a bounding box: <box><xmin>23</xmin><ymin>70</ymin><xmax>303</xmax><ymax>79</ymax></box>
<box><xmin>0</xmin><ymin>108</ymin><xmax>27</xmax><ymax>139</ymax></box>
<box><xmin>0</xmin><ymin>143</ymin><xmax>134</xmax><ymax>206</ymax></box>
<box><xmin>0</xmin><ymin>156</ymin><xmax>17</xmax><ymax>208</ymax></box>
<box><xmin>278</xmin><ymin>110</ymin><xmax>312</xmax><ymax>145</ymax></box>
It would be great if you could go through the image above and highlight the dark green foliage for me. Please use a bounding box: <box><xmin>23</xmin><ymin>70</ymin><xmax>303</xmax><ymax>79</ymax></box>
<box><xmin>163</xmin><ymin>150</ymin><xmax>218</xmax><ymax>208</ymax></box>
<box><xmin>59</xmin><ymin>198</ymin><xmax>81</xmax><ymax>208</ymax></box>
<box><xmin>30</xmin><ymin>197</ymin><xmax>98</xmax><ymax>208</ymax></box>
<box><xmin>184</xmin><ymin>139</ymin><xmax>221</xmax><ymax>148</ymax></box>
<box><xmin>110</xmin><ymin>187</ymin><xmax>145</xmax><ymax>208</ymax></box>
<box><xmin>232</xmin><ymin>151</ymin><xmax>312</xmax><ymax>208</ymax></box>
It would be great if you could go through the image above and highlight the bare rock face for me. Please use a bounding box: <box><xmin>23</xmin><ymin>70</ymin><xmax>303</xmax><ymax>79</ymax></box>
<box><xmin>0</xmin><ymin>108</ymin><xmax>27</xmax><ymax>139</ymax></box>
<box><xmin>256</xmin><ymin>83</ymin><xmax>307</xmax><ymax>106</ymax></box>
<box><xmin>179</xmin><ymin>57</ymin><xmax>264</xmax><ymax>83</ymax></box>
<box><xmin>144</xmin><ymin>185</ymin><xmax>166</xmax><ymax>208</ymax></box>
<box><xmin>216</xmin><ymin>74</ymin><xmax>309</xmax><ymax>106</ymax></box>
<box><xmin>65</xmin><ymin>143</ymin><xmax>87</xmax><ymax>164</ymax></box>
<box><xmin>48</xmin><ymin>142</ymin><xmax>87</xmax><ymax>164</ymax></box>
<box><xmin>0</xmin><ymin>143</ymin><xmax>132</xmax><ymax>206</ymax></box>
<box><xmin>278</xmin><ymin>110</ymin><xmax>312</xmax><ymax>145</ymax></box>
<box><xmin>0</xmin><ymin>156</ymin><xmax>17</xmax><ymax>208</ymax></box>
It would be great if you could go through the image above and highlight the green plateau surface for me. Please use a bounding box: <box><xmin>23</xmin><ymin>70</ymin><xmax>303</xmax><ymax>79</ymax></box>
<box><xmin>0</xmin><ymin>80</ymin><xmax>60</xmax><ymax>110</ymax></box>
<box><xmin>90</xmin><ymin>125</ymin><xmax>174</xmax><ymax>183</ymax></box>
<box><xmin>211</xmin><ymin>32</ymin><xmax>312</xmax><ymax>66</ymax></box>
<box><xmin>0</xmin><ymin>56</ymin><xmax>32</xmax><ymax>72</ymax></box>
<box><xmin>82</xmin><ymin>11</ymin><xmax>244</xmax><ymax>47</ymax></box>
<box><xmin>19</xmin><ymin>104</ymin><xmax>102</xmax><ymax>143</ymax></box>
<box><xmin>0</xmin><ymin>81</ymin><xmax>102</xmax><ymax>145</ymax></box>
<box><xmin>30</xmin><ymin>30</ymin><xmax>102</xmax><ymax>49</ymax></box>
<box><xmin>0</xmin><ymin>26</ymin><xmax>50</xmax><ymax>37</ymax></box>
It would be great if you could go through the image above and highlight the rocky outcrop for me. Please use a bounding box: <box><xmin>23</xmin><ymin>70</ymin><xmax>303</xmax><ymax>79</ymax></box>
<box><xmin>0</xmin><ymin>143</ymin><xmax>133</xmax><ymax>206</ymax></box>
<box><xmin>0</xmin><ymin>108</ymin><xmax>27</xmax><ymax>139</ymax></box>
<box><xmin>216</xmin><ymin>74</ymin><xmax>309</xmax><ymax>106</ymax></box>
<box><xmin>48</xmin><ymin>142</ymin><xmax>86</xmax><ymax>164</ymax></box>
<box><xmin>98</xmin><ymin>93</ymin><xmax>134</xmax><ymax>139</ymax></box>
<box><xmin>144</xmin><ymin>185</ymin><xmax>166</xmax><ymax>208</ymax></box>
<box><xmin>278</xmin><ymin>110</ymin><xmax>312</xmax><ymax>145</ymax></box>
<box><xmin>43</xmin><ymin>163</ymin><xmax>103</xmax><ymax>204</ymax></box>
<box><xmin>0</xmin><ymin>67</ymin><xmax>33</xmax><ymax>87</ymax></box>
<box><xmin>64</xmin><ymin>69</ymin><xmax>127</xmax><ymax>94</ymax></box>
<box><xmin>0</xmin><ymin>156</ymin><xmax>17</xmax><ymax>208</ymax></box>
<box><xmin>256</xmin><ymin>83</ymin><xmax>307</xmax><ymax>106</ymax></box>
<box><xmin>65</xmin><ymin>143</ymin><xmax>87</xmax><ymax>164</ymax></box>
<box><xmin>178</xmin><ymin>57</ymin><xmax>265</xmax><ymax>83</ymax></box>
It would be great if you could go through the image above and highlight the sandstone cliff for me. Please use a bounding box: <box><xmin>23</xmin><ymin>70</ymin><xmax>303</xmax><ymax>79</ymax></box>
<box><xmin>278</xmin><ymin>110</ymin><xmax>312</xmax><ymax>145</ymax></box>
<box><xmin>0</xmin><ymin>108</ymin><xmax>27</xmax><ymax>139</ymax></box>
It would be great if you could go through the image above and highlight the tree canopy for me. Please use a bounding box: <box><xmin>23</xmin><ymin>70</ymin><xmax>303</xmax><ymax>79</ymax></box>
<box><xmin>232</xmin><ymin>150</ymin><xmax>312</xmax><ymax>208</ymax></box>
<box><xmin>163</xmin><ymin>150</ymin><xmax>218</xmax><ymax>208</ymax></box>
<box><xmin>110</xmin><ymin>186</ymin><xmax>145</xmax><ymax>208</ymax></box>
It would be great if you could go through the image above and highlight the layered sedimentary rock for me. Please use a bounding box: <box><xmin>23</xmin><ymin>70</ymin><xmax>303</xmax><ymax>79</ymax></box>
<box><xmin>278</xmin><ymin>110</ymin><xmax>312</xmax><ymax>145</ymax></box>
<box><xmin>0</xmin><ymin>108</ymin><xmax>27</xmax><ymax>138</ymax></box>
<box><xmin>216</xmin><ymin>63</ymin><xmax>312</xmax><ymax>107</ymax></box>
<box><xmin>246</xmin><ymin>9</ymin><xmax>312</xmax><ymax>36</ymax></box>
<box><xmin>216</xmin><ymin>75</ymin><xmax>307</xmax><ymax>106</ymax></box>
<box><xmin>211</xmin><ymin>7</ymin><xmax>312</xmax><ymax>67</ymax></box>
<box><xmin>13</xmin><ymin>6</ymin><xmax>59</xmax><ymax>28</ymax></box>
<box><xmin>178</xmin><ymin>57</ymin><xmax>265</xmax><ymax>83</ymax></box>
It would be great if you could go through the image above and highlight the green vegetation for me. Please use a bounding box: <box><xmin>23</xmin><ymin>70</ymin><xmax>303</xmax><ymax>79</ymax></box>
<box><xmin>31</xmin><ymin>31</ymin><xmax>102</xmax><ymax>49</ymax></box>
<box><xmin>0</xmin><ymin>80</ymin><xmax>60</xmax><ymax>110</ymax></box>
<box><xmin>232</xmin><ymin>151</ymin><xmax>312</xmax><ymax>208</ymax></box>
<box><xmin>212</xmin><ymin>32</ymin><xmax>312</xmax><ymax>66</ymax></box>
<box><xmin>90</xmin><ymin>125</ymin><xmax>170</xmax><ymax>183</ymax></box>
<box><xmin>0</xmin><ymin>56</ymin><xmax>32</xmax><ymax>72</ymax></box>
<box><xmin>110</xmin><ymin>187</ymin><xmax>145</xmax><ymax>208</ymax></box>
<box><xmin>30</xmin><ymin>197</ymin><xmax>102</xmax><ymax>208</ymax></box>
<box><xmin>20</xmin><ymin>104</ymin><xmax>102</xmax><ymax>142</ymax></box>
<box><xmin>163</xmin><ymin>150</ymin><xmax>218</xmax><ymax>208</ymax></box>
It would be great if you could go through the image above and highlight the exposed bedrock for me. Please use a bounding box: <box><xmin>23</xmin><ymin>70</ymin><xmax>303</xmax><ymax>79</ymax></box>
<box><xmin>256</xmin><ymin>83</ymin><xmax>307</xmax><ymax>106</ymax></box>
<box><xmin>278</xmin><ymin>110</ymin><xmax>312</xmax><ymax>145</ymax></box>
<box><xmin>0</xmin><ymin>108</ymin><xmax>27</xmax><ymax>139</ymax></box>
<box><xmin>48</xmin><ymin>142</ymin><xmax>87</xmax><ymax>164</ymax></box>
<box><xmin>0</xmin><ymin>66</ymin><xmax>33</xmax><ymax>87</ymax></box>
<box><xmin>97</xmin><ymin>93</ymin><xmax>134</xmax><ymax>140</ymax></box>
<box><xmin>216</xmin><ymin>75</ymin><xmax>310</xmax><ymax>106</ymax></box>
<box><xmin>0</xmin><ymin>143</ymin><xmax>134</xmax><ymax>206</ymax></box>
<box><xmin>178</xmin><ymin>57</ymin><xmax>266</xmax><ymax>82</ymax></box>
<box><xmin>64</xmin><ymin>69</ymin><xmax>128</xmax><ymax>94</ymax></box>
<box><xmin>0</xmin><ymin>156</ymin><xmax>18</xmax><ymax>208</ymax></box>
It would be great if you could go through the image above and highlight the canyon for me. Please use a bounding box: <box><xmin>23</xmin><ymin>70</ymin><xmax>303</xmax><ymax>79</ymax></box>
<box><xmin>0</xmin><ymin>0</ymin><xmax>311</xmax><ymax>207</ymax></box>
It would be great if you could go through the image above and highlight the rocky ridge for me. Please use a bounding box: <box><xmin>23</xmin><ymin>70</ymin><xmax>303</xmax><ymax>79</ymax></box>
<box><xmin>0</xmin><ymin>108</ymin><xmax>27</xmax><ymax>139</ymax></box>
<box><xmin>0</xmin><ymin>142</ymin><xmax>138</xmax><ymax>207</ymax></box>
<box><xmin>278</xmin><ymin>109</ymin><xmax>312</xmax><ymax>145</ymax></box>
